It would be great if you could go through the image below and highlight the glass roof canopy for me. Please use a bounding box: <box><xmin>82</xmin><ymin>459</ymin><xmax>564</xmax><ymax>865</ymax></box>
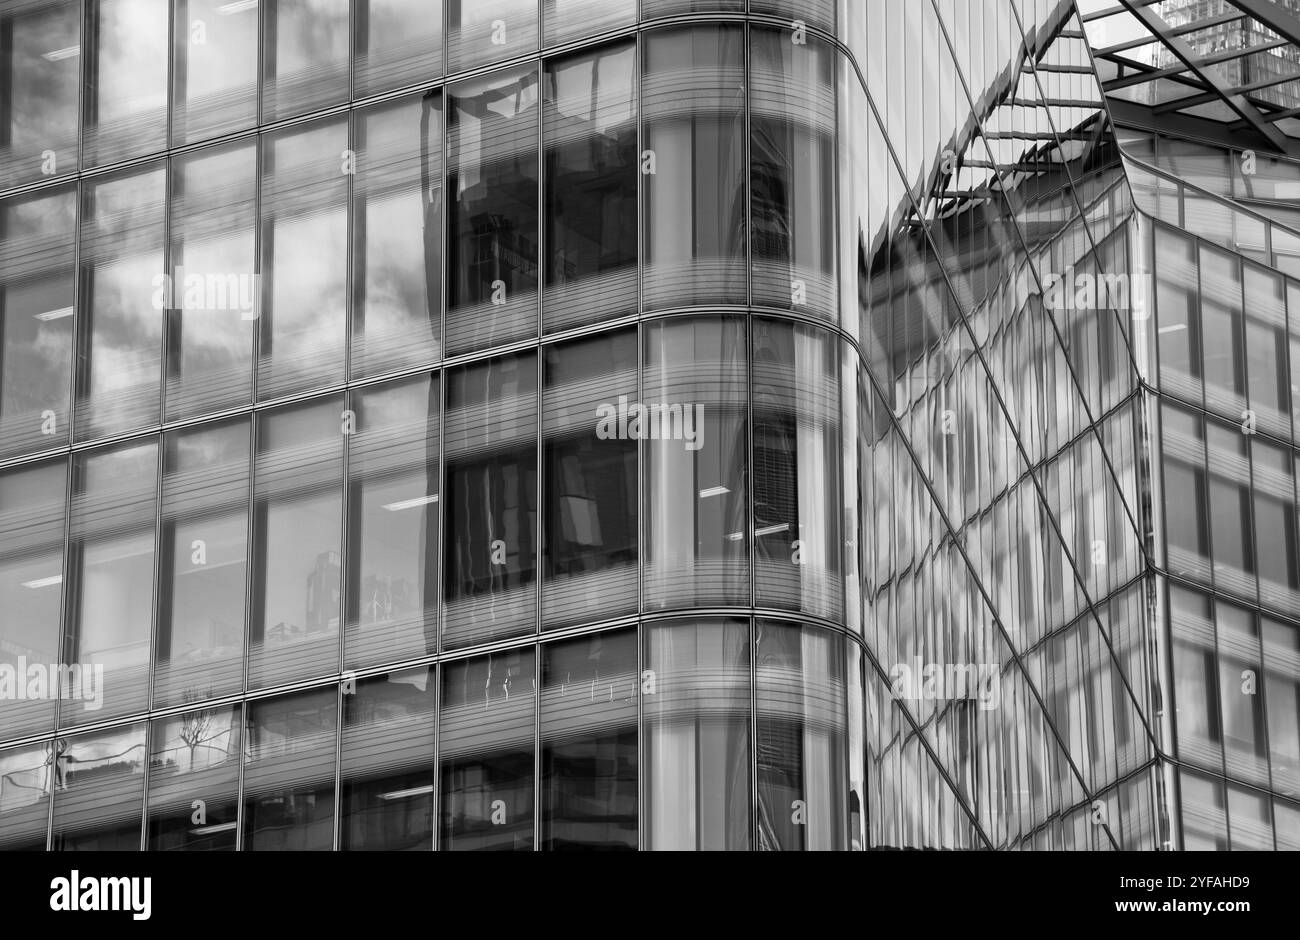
<box><xmin>1079</xmin><ymin>0</ymin><xmax>1300</xmax><ymax>154</ymax></box>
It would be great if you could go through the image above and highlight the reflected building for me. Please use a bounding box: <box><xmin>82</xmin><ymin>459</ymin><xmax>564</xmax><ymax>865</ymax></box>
<box><xmin>0</xmin><ymin>0</ymin><xmax>1294</xmax><ymax>852</ymax></box>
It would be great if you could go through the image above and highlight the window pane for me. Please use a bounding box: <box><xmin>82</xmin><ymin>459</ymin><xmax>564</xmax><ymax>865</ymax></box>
<box><xmin>642</xmin><ymin>25</ymin><xmax>746</xmax><ymax>310</ymax></box>
<box><xmin>51</xmin><ymin>723</ymin><xmax>147</xmax><ymax>850</ymax></box>
<box><xmin>644</xmin><ymin>619</ymin><xmax>751</xmax><ymax>850</ymax></box>
<box><xmin>243</xmin><ymin>688</ymin><xmax>337</xmax><ymax>851</ymax></box>
<box><xmin>1200</xmin><ymin>245</ymin><xmax>1246</xmax><ymax>416</ymax></box>
<box><xmin>0</xmin><ymin>186</ymin><xmax>75</xmax><ymax>459</ymax></box>
<box><xmin>341</xmin><ymin>666</ymin><xmax>437</xmax><ymax>850</ymax></box>
<box><xmin>446</xmin><ymin>65</ymin><xmax>539</xmax><ymax>356</ymax></box>
<box><xmin>66</xmin><ymin>441</ymin><xmax>157</xmax><ymax>726</ymax></box>
<box><xmin>443</xmin><ymin>353</ymin><xmax>537</xmax><ymax>649</ymax></box>
<box><xmin>352</xmin><ymin>94</ymin><xmax>442</xmax><ymax>379</ymax></box>
<box><xmin>166</xmin><ymin>141</ymin><xmax>257</xmax><ymax>420</ymax></box>
<box><xmin>76</xmin><ymin>165</ymin><xmax>166</xmax><ymax>442</ymax></box>
<box><xmin>355</xmin><ymin>0</ymin><xmax>442</xmax><ymax>98</ymax></box>
<box><xmin>83</xmin><ymin>0</ymin><xmax>169</xmax><ymax>166</ymax></box>
<box><xmin>642</xmin><ymin>0</ymin><xmax>742</xmax><ymax>18</ymax></box>
<box><xmin>542</xmin><ymin>41</ymin><xmax>637</xmax><ymax>332</ymax></box>
<box><xmin>0</xmin><ymin>742</ymin><xmax>52</xmax><ymax>850</ymax></box>
<box><xmin>543</xmin><ymin>0</ymin><xmax>634</xmax><ymax>47</ymax></box>
<box><xmin>1169</xmin><ymin>585</ymin><xmax>1221</xmax><ymax>771</ymax></box>
<box><xmin>1161</xmin><ymin>403</ymin><xmax>1209</xmax><ymax>580</ymax></box>
<box><xmin>147</xmin><ymin>704</ymin><xmax>241</xmax><ymax>850</ymax></box>
<box><xmin>644</xmin><ymin>316</ymin><xmax>749</xmax><ymax>609</ymax></box>
<box><xmin>541</xmin><ymin>630</ymin><xmax>637</xmax><ymax>850</ymax></box>
<box><xmin>1216</xmin><ymin>605</ymin><xmax>1267</xmax><ymax>786</ymax></box>
<box><xmin>440</xmin><ymin>647</ymin><xmax>535</xmax><ymax>851</ymax></box>
<box><xmin>543</xmin><ymin>330</ymin><xmax>637</xmax><ymax>628</ymax></box>
<box><xmin>1227</xmin><ymin>782</ymin><xmax>1273</xmax><ymax>850</ymax></box>
<box><xmin>346</xmin><ymin>376</ymin><xmax>438</xmax><ymax>670</ymax></box>
<box><xmin>750</xmin><ymin>0</ymin><xmax>834</xmax><ymax>32</ymax></box>
<box><xmin>1180</xmin><ymin>767</ymin><xmax>1228</xmax><ymax>850</ymax></box>
<box><xmin>447</xmin><ymin>0</ymin><xmax>537</xmax><ymax>74</ymax></box>
<box><xmin>260</xmin><ymin>119</ymin><xmax>348</xmax><ymax>400</ymax></box>
<box><xmin>0</xmin><ymin>0</ymin><xmax>80</xmax><ymax>190</ymax></box>
<box><xmin>1253</xmin><ymin>438</ymin><xmax>1299</xmax><ymax>613</ymax></box>
<box><xmin>250</xmin><ymin>398</ymin><xmax>344</xmax><ymax>689</ymax></box>
<box><xmin>1154</xmin><ymin>228</ymin><xmax>1200</xmax><ymax>401</ymax></box>
<box><xmin>847</xmin><ymin>641</ymin><xmax>865</xmax><ymax>850</ymax></box>
<box><xmin>172</xmin><ymin>0</ymin><xmax>258</xmax><ymax>145</ymax></box>
<box><xmin>1243</xmin><ymin>265</ymin><xmax>1288</xmax><ymax>435</ymax></box>
<box><xmin>755</xmin><ymin>620</ymin><xmax>845</xmax><ymax>851</ymax></box>
<box><xmin>1207</xmin><ymin>421</ymin><xmax>1254</xmax><ymax>598</ymax></box>
<box><xmin>262</xmin><ymin>0</ymin><xmax>349</xmax><ymax>121</ymax></box>
<box><xmin>1264</xmin><ymin>617</ymin><xmax>1300</xmax><ymax>799</ymax></box>
<box><xmin>752</xmin><ymin>319</ymin><xmax>842</xmax><ymax>618</ymax></box>
<box><xmin>155</xmin><ymin>419</ymin><xmax>249</xmax><ymax>708</ymax></box>
<box><xmin>0</xmin><ymin>459</ymin><xmax>65</xmax><ymax>738</ymax></box>
<box><xmin>750</xmin><ymin>27</ymin><xmax>837</xmax><ymax>320</ymax></box>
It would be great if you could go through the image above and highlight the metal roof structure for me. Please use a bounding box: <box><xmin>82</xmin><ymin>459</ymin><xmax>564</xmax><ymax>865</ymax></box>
<box><xmin>1079</xmin><ymin>0</ymin><xmax>1300</xmax><ymax>155</ymax></box>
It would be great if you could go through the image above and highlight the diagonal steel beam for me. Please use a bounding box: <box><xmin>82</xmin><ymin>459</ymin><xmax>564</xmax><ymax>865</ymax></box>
<box><xmin>1117</xmin><ymin>0</ymin><xmax>1291</xmax><ymax>151</ymax></box>
<box><xmin>1223</xmin><ymin>0</ymin><xmax>1300</xmax><ymax>47</ymax></box>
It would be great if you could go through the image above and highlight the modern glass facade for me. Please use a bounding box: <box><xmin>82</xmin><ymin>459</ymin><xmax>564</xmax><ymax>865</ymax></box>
<box><xmin>0</xmin><ymin>0</ymin><xmax>1292</xmax><ymax>852</ymax></box>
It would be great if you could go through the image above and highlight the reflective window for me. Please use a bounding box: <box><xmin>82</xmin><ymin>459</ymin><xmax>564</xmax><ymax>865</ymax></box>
<box><xmin>0</xmin><ymin>743</ymin><xmax>53</xmax><ymax>850</ymax></box>
<box><xmin>1154</xmin><ymin>227</ymin><xmax>1200</xmax><ymax>401</ymax></box>
<box><xmin>355</xmin><ymin>0</ymin><xmax>443</xmax><ymax>98</ymax></box>
<box><xmin>542</xmin><ymin>41</ymin><xmax>636</xmax><ymax>333</ymax></box>
<box><xmin>1265</xmin><ymin>617</ymin><xmax>1300</xmax><ymax>799</ymax></box>
<box><xmin>1216</xmin><ymin>604</ymin><xmax>1267</xmax><ymax>787</ymax></box>
<box><xmin>1277</xmin><ymin>799</ymin><xmax>1300</xmax><ymax>850</ymax></box>
<box><xmin>756</xmin><ymin>621</ymin><xmax>846</xmax><ymax>851</ymax></box>
<box><xmin>51</xmin><ymin>723</ymin><xmax>147</xmax><ymax>850</ymax></box>
<box><xmin>166</xmin><ymin>141</ymin><xmax>257</xmax><ymax>421</ymax></box>
<box><xmin>148</xmin><ymin>704</ymin><xmax>241</xmax><ymax>850</ymax></box>
<box><xmin>1252</xmin><ymin>438</ymin><xmax>1298</xmax><ymax>612</ymax></box>
<box><xmin>750</xmin><ymin>0</ymin><xmax>834</xmax><ymax>33</ymax></box>
<box><xmin>243</xmin><ymin>688</ymin><xmax>337</xmax><ymax>851</ymax></box>
<box><xmin>847</xmin><ymin>641</ymin><xmax>865</xmax><ymax>850</ymax></box>
<box><xmin>1169</xmin><ymin>585</ymin><xmax>1221</xmax><ymax>772</ymax></box>
<box><xmin>543</xmin><ymin>0</ymin><xmax>634</xmax><ymax>47</ymax></box>
<box><xmin>1161</xmin><ymin>403</ymin><xmax>1210</xmax><ymax>581</ymax></box>
<box><xmin>83</xmin><ymin>0</ymin><xmax>169</xmax><ymax>166</ymax></box>
<box><xmin>447</xmin><ymin>0</ymin><xmax>537</xmax><ymax>74</ymax></box>
<box><xmin>541</xmin><ymin>631</ymin><xmax>637</xmax><ymax>850</ymax></box>
<box><xmin>1228</xmin><ymin>782</ymin><xmax>1273</xmax><ymax>850</ymax></box>
<box><xmin>66</xmin><ymin>441</ymin><xmax>157</xmax><ymax>726</ymax></box>
<box><xmin>750</xmin><ymin>27</ymin><xmax>837</xmax><ymax>319</ymax></box>
<box><xmin>155</xmin><ymin>419</ymin><xmax>249</xmax><ymax>708</ymax></box>
<box><xmin>543</xmin><ymin>330</ymin><xmax>637</xmax><ymax>628</ymax></box>
<box><xmin>443</xmin><ymin>353</ymin><xmax>537</xmax><ymax>650</ymax></box>
<box><xmin>1200</xmin><ymin>245</ymin><xmax>1246</xmax><ymax>416</ymax></box>
<box><xmin>341</xmin><ymin>667</ymin><xmax>437</xmax><ymax>850</ymax></box>
<box><xmin>440</xmin><ymin>648</ymin><xmax>535</xmax><ymax>851</ymax></box>
<box><xmin>0</xmin><ymin>460</ymin><xmax>65</xmax><ymax>738</ymax></box>
<box><xmin>249</xmin><ymin>398</ymin><xmax>344</xmax><ymax>690</ymax></box>
<box><xmin>1206</xmin><ymin>420</ymin><xmax>1253</xmax><ymax>597</ymax></box>
<box><xmin>446</xmin><ymin>66</ymin><xmax>539</xmax><ymax>356</ymax></box>
<box><xmin>1243</xmin><ymin>265</ymin><xmax>1289</xmax><ymax>437</ymax></box>
<box><xmin>0</xmin><ymin>186</ymin><xmax>75</xmax><ymax>459</ymax></box>
<box><xmin>352</xmin><ymin>95</ymin><xmax>442</xmax><ymax>379</ymax></box>
<box><xmin>75</xmin><ymin>165</ymin><xmax>166</xmax><ymax>442</ymax></box>
<box><xmin>346</xmin><ymin>376</ymin><xmax>439</xmax><ymax>670</ymax></box>
<box><xmin>642</xmin><ymin>26</ymin><xmax>747</xmax><ymax>310</ymax></box>
<box><xmin>259</xmin><ymin>119</ymin><xmax>348</xmax><ymax>400</ymax></box>
<box><xmin>171</xmin><ymin>0</ymin><xmax>259</xmax><ymax>145</ymax></box>
<box><xmin>261</xmin><ymin>0</ymin><xmax>349</xmax><ymax>121</ymax></box>
<box><xmin>643</xmin><ymin>317</ymin><xmax>749</xmax><ymax>609</ymax></box>
<box><xmin>0</xmin><ymin>0</ymin><xmax>80</xmax><ymax>189</ymax></box>
<box><xmin>641</xmin><ymin>0</ymin><xmax>742</xmax><ymax>18</ymax></box>
<box><xmin>752</xmin><ymin>319</ymin><xmax>842</xmax><ymax>618</ymax></box>
<box><xmin>644</xmin><ymin>619</ymin><xmax>751</xmax><ymax>850</ymax></box>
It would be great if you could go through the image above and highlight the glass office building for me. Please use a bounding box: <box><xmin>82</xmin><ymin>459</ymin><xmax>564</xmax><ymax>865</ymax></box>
<box><xmin>0</xmin><ymin>0</ymin><xmax>1291</xmax><ymax>851</ymax></box>
<box><xmin>1080</xmin><ymin>0</ymin><xmax>1300</xmax><ymax>851</ymax></box>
